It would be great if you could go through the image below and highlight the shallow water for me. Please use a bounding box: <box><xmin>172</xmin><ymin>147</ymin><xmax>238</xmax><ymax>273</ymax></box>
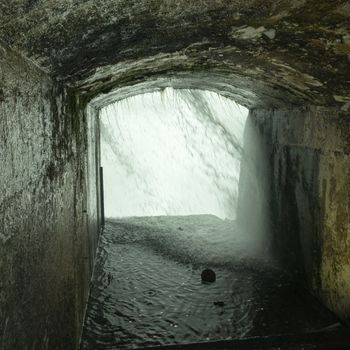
<box><xmin>80</xmin><ymin>215</ymin><xmax>340</xmax><ymax>350</ymax></box>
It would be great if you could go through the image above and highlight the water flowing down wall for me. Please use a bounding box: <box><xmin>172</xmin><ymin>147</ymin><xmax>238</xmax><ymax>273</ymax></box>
<box><xmin>100</xmin><ymin>88</ymin><xmax>248</xmax><ymax>219</ymax></box>
<box><xmin>238</xmin><ymin>107</ymin><xmax>350</xmax><ymax>321</ymax></box>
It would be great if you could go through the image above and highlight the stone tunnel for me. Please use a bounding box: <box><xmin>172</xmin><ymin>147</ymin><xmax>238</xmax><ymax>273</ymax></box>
<box><xmin>0</xmin><ymin>0</ymin><xmax>350</xmax><ymax>349</ymax></box>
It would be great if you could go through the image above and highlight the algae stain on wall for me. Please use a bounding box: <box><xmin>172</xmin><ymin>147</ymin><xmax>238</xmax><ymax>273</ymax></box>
<box><xmin>319</xmin><ymin>153</ymin><xmax>350</xmax><ymax>320</ymax></box>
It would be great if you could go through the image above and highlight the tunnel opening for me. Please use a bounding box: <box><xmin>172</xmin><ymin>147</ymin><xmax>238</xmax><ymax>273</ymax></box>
<box><xmin>100</xmin><ymin>87</ymin><xmax>248</xmax><ymax>219</ymax></box>
<box><xmin>80</xmin><ymin>87</ymin><xmax>346</xmax><ymax>350</ymax></box>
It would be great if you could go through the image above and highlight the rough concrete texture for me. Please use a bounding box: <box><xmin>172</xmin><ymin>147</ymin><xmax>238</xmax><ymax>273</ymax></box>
<box><xmin>0</xmin><ymin>43</ymin><xmax>93</xmax><ymax>349</ymax></box>
<box><xmin>241</xmin><ymin>108</ymin><xmax>350</xmax><ymax>321</ymax></box>
<box><xmin>0</xmin><ymin>0</ymin><xmax>350</xmax><ymax>108</ymax></box>
<box><xmin>0</xmin><ymin>0</ymin><xmax>350</xmax><ymax>348</ymax></box>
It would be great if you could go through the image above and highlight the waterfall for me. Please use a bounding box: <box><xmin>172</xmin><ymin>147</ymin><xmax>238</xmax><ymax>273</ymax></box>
<box><xmin>100</xmin><ymin>87</ymin><xmax>248</xmax><ymax>219</ymax></box>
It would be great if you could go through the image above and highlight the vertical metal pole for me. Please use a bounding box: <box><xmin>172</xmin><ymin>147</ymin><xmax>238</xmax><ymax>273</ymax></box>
<box><xmin>100</xmin><ymin>166</ymin><xmax>105</xmax><ymax>227</ymax></box>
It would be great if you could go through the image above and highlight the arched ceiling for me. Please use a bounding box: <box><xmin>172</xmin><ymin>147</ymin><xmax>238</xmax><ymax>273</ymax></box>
<box><xmin>1</xmin><ymin>0</ymin><xmax>350</xmax><ymax>108</ymax></box>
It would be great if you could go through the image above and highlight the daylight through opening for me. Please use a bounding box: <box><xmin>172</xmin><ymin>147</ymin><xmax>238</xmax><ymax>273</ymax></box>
<box><xmin>100</xmin><ymin>87</ymin><xmax>248</xmax><ymax>219</ymax></box>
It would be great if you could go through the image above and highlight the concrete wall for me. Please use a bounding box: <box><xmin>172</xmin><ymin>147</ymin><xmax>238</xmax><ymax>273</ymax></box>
<box><xmin>238</xmin><ymin>107</ymin><xmax>350</xmax><ymax>321</ymax></box>
<box><xmin>0</xmin><ymin>43</ymin><xmax>94</xmax><ymax>349</ymax></box>
<box><xmin>86</xmin><ymin>103</ymin><xmax>103</xmax><ymax>272</ymax></box>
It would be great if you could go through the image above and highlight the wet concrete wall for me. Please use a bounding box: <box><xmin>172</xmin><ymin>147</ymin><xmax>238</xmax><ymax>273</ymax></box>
<box><xmin>0</xmin><ymin>43</ymin><xmax>94</xmax><ymax>349</ymax></box>
<box><xmin>0</xmin><ymin>0</ymin><xmax>348</xmax><ymax>347</ymax></box>
<box><xmin>238</xmin><ymin>107</ymin><xmax>350</xmax><ymax>321</ymax></box>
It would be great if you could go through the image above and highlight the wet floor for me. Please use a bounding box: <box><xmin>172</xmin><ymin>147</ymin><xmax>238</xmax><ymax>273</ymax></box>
<box><xmin>80</xmin><ymin>215</ymin><xmax>341</xmax><ymax>350</ymax></box>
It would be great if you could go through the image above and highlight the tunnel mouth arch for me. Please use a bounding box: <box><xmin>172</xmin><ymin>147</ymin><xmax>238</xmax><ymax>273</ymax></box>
<box><xmin>82</xmin><ymin>68</ymin><xmax>307</xmax><ymax>262</ymax></box>
<box><xmin>78</xmin><ymin>68</ymin><xmax>310</xmax><ymax>112</ymax></box>
<box><xmin>84</xmin><ymin>78</ymin><xmax>254</xmax><ymax>261</ymax></box>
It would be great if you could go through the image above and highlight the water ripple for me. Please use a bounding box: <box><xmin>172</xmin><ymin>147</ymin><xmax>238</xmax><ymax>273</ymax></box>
<box><xmin>80</xmin><ymin>215</ymin><xmax>341</xmax><ymax>350</ymax></box>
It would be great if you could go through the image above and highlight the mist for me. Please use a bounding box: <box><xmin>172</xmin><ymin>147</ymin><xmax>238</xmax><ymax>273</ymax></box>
<box><xmin>100</xmin><ymin>88</ymin><xmax>248</xmax><ymax>219</ymax></box>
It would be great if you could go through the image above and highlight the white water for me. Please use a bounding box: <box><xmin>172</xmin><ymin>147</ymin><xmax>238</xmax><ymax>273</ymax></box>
<box><xmin>100</xmin><ymin>88</ymin><xmax>248</xmax><ymax>219</ymax></box>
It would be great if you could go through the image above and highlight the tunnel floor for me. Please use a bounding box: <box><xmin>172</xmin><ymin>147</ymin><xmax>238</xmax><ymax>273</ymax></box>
<box><xmin>80</xmin><ymin>215</ymin><xmax>343</xmax><ymax>350</ymax></box>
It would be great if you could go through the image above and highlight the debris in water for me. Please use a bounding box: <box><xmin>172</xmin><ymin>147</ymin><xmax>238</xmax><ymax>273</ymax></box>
<box><xmin>213</xmin><ymin>301</ymin><xmax>225</xmax><ymax>307</ymax></box>
<box><xmin>201</xmin><ymin>268</ymin><xmax>216</xmax><ymax>283</ymax></box>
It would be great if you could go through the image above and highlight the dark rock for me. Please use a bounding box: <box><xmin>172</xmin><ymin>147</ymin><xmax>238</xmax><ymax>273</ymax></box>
<box><xmin>201</xmin><ymin>268</ymin><xmax>216</xmax><ymax>283</ymax></box>
<box><xmin>213</xmin><ymin>301</ymin><xmax>225</xmax><ymax>307</ymax></box>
